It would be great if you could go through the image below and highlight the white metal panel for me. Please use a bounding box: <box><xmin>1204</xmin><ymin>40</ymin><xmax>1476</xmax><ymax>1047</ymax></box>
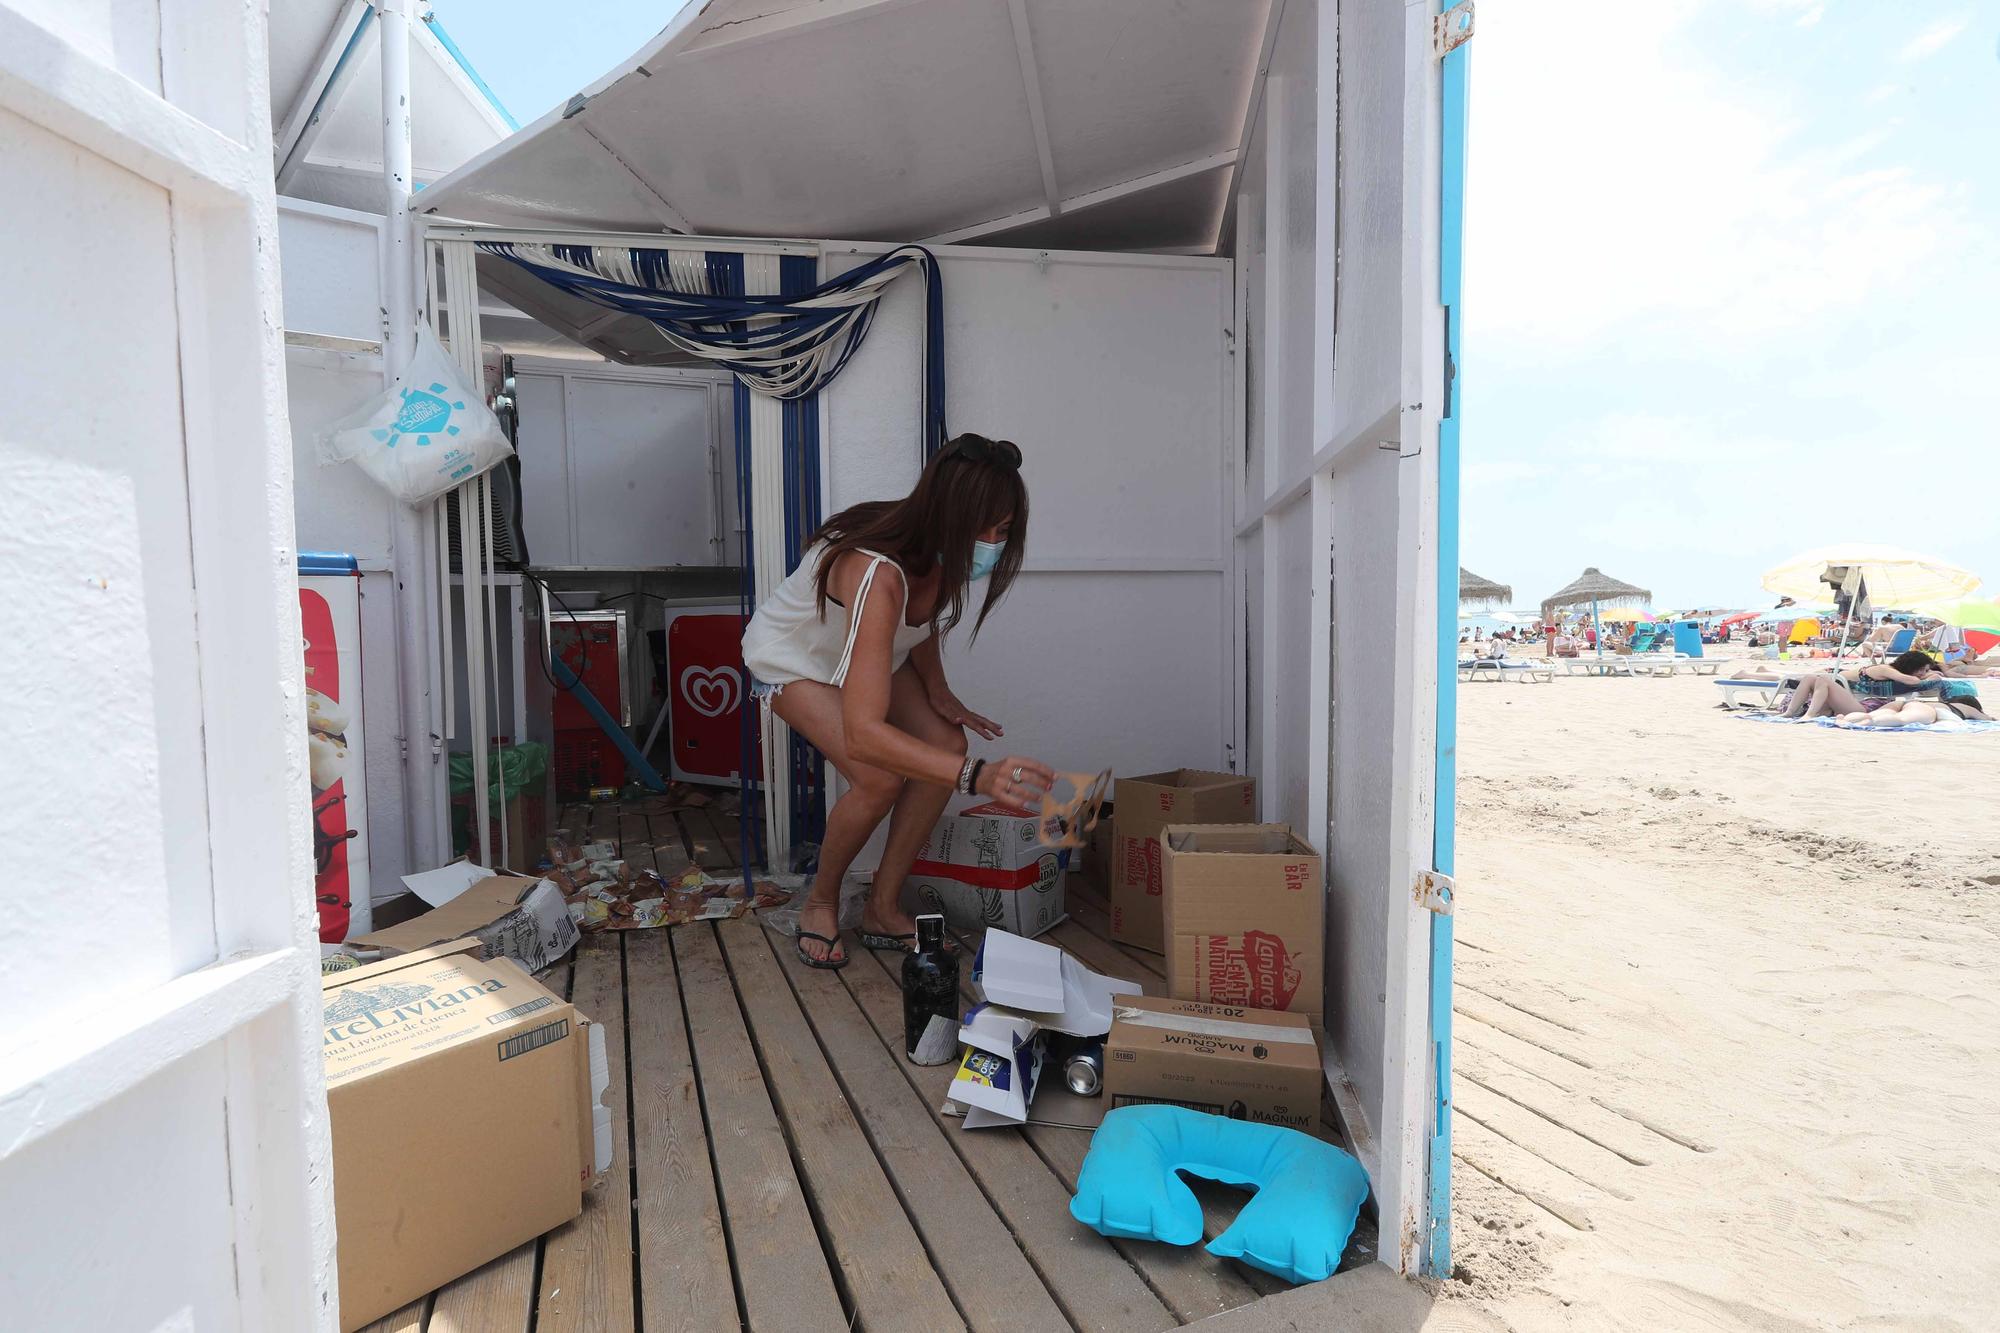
<box><xmin>514</xmin><ymin>369</ymin><xmax>574</xmax><ymax>562</ymax></box>
<box><xmin>513</xmin><ymin>360</ymin><xmax>735</xmax><ymax>569</ymax></box>
<box><xmin>277</xmin><ymin>198</ymin><xmax>384</xmax><ymax>342</ymax></box>
<box><xmin>416</xmin><ymin>0</ymin><xmax>1276</xmax><ymax>254</ymax></box>
<box><xmin>1023</xmin><ymin>0</ymin><xmax>1267</xmax><ymax>193</ymax></box>
<box><xmin>285</xmin><ymin>345</ymin><xmax>394</xmax><ymax>563</ymax></box>
<box><xmin>823</xmin><ymin>240</ymin><xmax>1234</xmax><ymax>809</ymax></box>
<box><xmin>569</xmin><ymin>377</ymin><xmax>717</xmax><ymax>566</ymax></box>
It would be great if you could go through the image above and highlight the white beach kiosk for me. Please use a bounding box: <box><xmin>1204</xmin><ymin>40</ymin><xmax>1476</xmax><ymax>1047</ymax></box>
<box><xmin>0</xmin><ymin>0</ymin><xmax>1471</xmax><ymax>1325</ymax></box>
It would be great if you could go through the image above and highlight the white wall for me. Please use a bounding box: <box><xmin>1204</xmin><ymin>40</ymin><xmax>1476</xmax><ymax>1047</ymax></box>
<box><xmin>825</xmin><ymin>244</ymin><xmax>1235</xmax><ymax>781</ymax></box>
<box><xmin>1230</xmin><ymin>0</ymin><xmax>1444</xmax><ymax>1270</ymax></box>
<box><xmin>1</xmin><ymin>1</ymin><xmax>334</xmax><ymax>1323</ymax></box>
<box><xmin>512</xmin><ymin>358</ymin><xmax>736</xmax><ymax>569</ymax></box>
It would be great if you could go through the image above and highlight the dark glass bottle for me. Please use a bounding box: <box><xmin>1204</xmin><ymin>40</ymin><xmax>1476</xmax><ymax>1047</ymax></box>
<box><xmin>902</xmin><ymin>914</ymin><xmax>960</xmax><ymax>1065</ymax></box>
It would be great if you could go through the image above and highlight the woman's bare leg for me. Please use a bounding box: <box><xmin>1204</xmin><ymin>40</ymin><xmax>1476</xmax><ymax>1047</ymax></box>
<box><xmin>862</xmin><ymin>664</ymin><xmax>968</xmax><ymax>941</ymax></box>
<box><xmin>769</xmin><ymin>679</ymin><xmax>906</xmax><ymax>963</ymax></box>
<box><xmin>1806</xmin><ymin>679</ymin><xmax>1866</xmax><ymax>718</ymax></box>
<box><xmin>1783</xmin><ymin>676</ymin><xmax>1827</xmax><ymax>717</ymax></box>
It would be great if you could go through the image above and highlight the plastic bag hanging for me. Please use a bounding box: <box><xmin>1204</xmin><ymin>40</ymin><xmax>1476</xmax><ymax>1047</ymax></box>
<box><xmin>317</xmin><ymin>323</ymin><xmax>514</xmax><ymax>505</ymax></box>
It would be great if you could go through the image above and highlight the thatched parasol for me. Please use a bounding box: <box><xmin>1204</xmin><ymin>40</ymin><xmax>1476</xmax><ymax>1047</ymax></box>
<box><xmin>1541</xmin><ymin>567</ymin><xmax>1653</xmax><ymax>662</ymax></box>
<box><xmin>1459</xmin><ymin>567</ymin><xmax>1513</xmax><ymax>609</ymax></box>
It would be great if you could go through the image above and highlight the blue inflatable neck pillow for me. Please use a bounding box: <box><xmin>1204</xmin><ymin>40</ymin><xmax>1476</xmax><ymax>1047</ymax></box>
<box><xmin>1069</xmin><ymin>1105</ymin><xmax>1370</xmax><ymax>1285</ymax></box>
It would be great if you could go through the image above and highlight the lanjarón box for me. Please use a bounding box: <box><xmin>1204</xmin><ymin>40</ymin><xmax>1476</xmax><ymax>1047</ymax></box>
<box><xmin>1110</xmin><ymin>770</ymin><xmax>1257</xmax><ymax>954</ymax></box>
<box><xmin>323</xmin><ymin>940</ymin><xmax>605</xmax><ymax>1332</ymax></box>
<box><xmin>1160</xmin><ymin>823</ymin><xmax>1323</xmax><ymax>1023</ymax></box>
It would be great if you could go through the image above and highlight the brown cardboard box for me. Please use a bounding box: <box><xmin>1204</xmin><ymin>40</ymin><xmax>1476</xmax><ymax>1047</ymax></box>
<box><xmin>323</xmin><ymin>940</ymin><xmax>603</xmax><ymax>1331</ymax></box>
<box><xmin>1082</xmin><ymin>798</ymin><xmax>1116</xmax><ymax>885</ymax></box>
<box><xmin>350</xmin><ymin>871</ymin><xmax>579</xmax><ymax>974</ymax></box>
<box><xmin>1103</xmin><ymin>995</ymin><xmax>1321</xmax><ymax>1131</ymax></box>
<box><xmin>1162</xmin><ymin>824</ymin><xmax>1323</xmax><ymax>1022</ymax></box>
<box><xmin>1109</xmin><ymin>770</ymin><xmax>1256</xmax><ymax>953</ymax></box>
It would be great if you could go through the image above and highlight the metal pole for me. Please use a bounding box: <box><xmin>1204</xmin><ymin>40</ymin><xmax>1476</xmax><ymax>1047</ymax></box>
<box><xmin>1592</xmin><ymin>597</ymin><xmax>1603</xmax><ymax>665</ymax></box>
<box><xmin>380</xmin><ymin>0</ymin><xmax>440</xmax><ymax>868</ymax></box>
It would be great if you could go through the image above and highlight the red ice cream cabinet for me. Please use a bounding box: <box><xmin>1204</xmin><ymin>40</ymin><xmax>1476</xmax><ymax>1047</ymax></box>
<box><xmin>548</xmin><ymin>610</ymin><xmax>629</xmax><ymax>795</ymax></box>
<box><xmin>664</xmin><ymin>605</ymin><xmax>760</xmax><ymax>785</ymax></box>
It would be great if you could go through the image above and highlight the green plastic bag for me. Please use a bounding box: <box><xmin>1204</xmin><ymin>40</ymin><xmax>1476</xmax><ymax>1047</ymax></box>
<box><xmin>448</xmin><ymin>742</ymin><xmax>549</xmax><ymax>800</ymax></box>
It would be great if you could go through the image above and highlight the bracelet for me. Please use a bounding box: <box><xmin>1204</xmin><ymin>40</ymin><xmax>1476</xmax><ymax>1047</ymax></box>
<box><xmin>958</xmin><ymin>755</ymin><xmax>978</xmax><ymax>794</ymax></box>
<box><xmin>966</xmin><ymin>758</ymin><xmax>987</xmax><ymax>795</ymax></box>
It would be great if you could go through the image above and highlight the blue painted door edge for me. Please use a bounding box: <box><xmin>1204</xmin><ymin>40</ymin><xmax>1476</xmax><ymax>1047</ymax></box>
<box><xmin>1426</xmin><ymin>13</ymin><xmax>1471</xmax><ymax>1280</ymax></box>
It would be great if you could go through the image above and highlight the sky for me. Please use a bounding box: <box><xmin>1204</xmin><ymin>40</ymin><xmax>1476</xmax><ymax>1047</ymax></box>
<box><xmin>1462</xmin><ymin>0</ymin><xmax>2000</xmax><ymax>611</ymax></box>
<box><xmin>432</xmin><ymin>0</ymin><xmax>1999</xmax><ymax>614</ymax></box>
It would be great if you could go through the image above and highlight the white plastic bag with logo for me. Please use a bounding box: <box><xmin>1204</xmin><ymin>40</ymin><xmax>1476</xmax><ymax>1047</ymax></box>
<box><xmin>317</xmin><ymin>324</ymin><xmax>513</xmax><ymax>504</ymax></box>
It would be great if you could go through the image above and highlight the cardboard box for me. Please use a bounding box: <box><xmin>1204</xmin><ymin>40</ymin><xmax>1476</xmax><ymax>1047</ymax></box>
<box><xmin>1081</xmin><ymin>798</ymin><xmax>1116</xmax><ymax>882</ymax></box>
<box><xmin>1109</xmin><ymin>770</ymin><xmax>1257</xmax><ymax>953</ymax></box>
<box><xmin>323</xmin><ymin>940</ymin><xmax>608</xmax><ymax>1331</ymax></box>
<box><xmin>972</xmin><ymin>928</ymin><xmax>1140</xmax><ymax>1036</ymax></box>
<box><xmin>352</xmin><ymin>863</ymin><xmax>579</xmax><ymax>973</ymax></box>
<box><xmin>908</xmin><ymin>798</ymin><xmax>1068</xmax><ymax>938</ymax></box>
<box><xmin>1161</xmin><ymin>824</ymin><xmax>1323</xmax><ymax>1022</ymax></box>
<box><xmin>1103</xmin><ymin>995</ymin><xmax>1321</xmax><ymax>1131</ymax></box>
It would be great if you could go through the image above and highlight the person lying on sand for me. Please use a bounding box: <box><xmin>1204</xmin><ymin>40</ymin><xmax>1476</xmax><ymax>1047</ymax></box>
<box><xmin>1835</xmin><ymin>692</ymin><xmax>1990</xmax><ymax>728</ymax></box>
<box><xmin>1782</xmin><ymin>651</ymin><xmax>1942</xmax><ymax>720</ymax></box>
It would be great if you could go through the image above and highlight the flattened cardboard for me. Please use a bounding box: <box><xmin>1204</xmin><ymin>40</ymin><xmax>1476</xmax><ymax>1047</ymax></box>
<box><xmin>1110</xmin><ymin>769</ymin><xmax>1256</xmax><ymax>953</ymax></box>
<box><xmin>949</xmin><ymin>1005</ymin><xmax>1044</xmax><ymax>1126</ymax></box>
<box><xmin>973</xmin><ymin>929</ymin><xmax>1140</xmax><ymax>1036</ymax></box>
<box><xmin>323</xmin><ymin>941</ymin><xmax>602</xmax><ymax>1331</ymax></box>
<box><xmin>1103</xmin><ymin>994</ymin><xmax>1321</xmax><ymax>1131</ymax></box>
<box><xmin>1162</xmin><ymin>824</ymin><xmax>1323</xmax><ymax>1023</ymax></box>
<box><xmin>351</xmin><ymin>871</ymin><xmax>578</xmax><ymax>974</ymax></box>
<box><xmin>908</xmin><ymin>797</ymin><xmax>1068</xmax><ymax>938</ymax></box>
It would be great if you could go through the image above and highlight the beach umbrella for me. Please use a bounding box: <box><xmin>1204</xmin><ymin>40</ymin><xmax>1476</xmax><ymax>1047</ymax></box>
<box><xmin>1915</xmin><ymin>596</ymin><xmax>2000</xmax><ymax>657</ymax></box>
<box><xmin>1762</xmin><ymin>546</ymin><xmax>1979</xmax><ymax>654</ymax></box>
<box><xmin>1597</xmin><ymin>609</ymin><xmax>1654</xmax><ymax>624</ymax></box>
<box><xmin>1715</xmin><ymin>611</ymin><xmax>1756</xmax><ymax>629</ymax></box>
<box><xmin>1541</xmin><ymin>567</ymin><xmax>1652</xmax><ymax>663</ymax></box>
<box><xmin>1459</xmin><ymin>568</ymin><xmax>1513</xmax><ymax>609</ymax></box>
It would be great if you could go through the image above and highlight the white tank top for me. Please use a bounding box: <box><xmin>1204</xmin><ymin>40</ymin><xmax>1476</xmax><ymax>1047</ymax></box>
<box><xmin>740</xmin><ymin>542</ymin><xmax>933</xmax><ymax>687</ymax></box>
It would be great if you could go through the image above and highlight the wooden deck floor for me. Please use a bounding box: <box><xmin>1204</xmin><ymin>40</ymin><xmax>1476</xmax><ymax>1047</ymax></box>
<box><xmin>360</xmin><ymin>797</ymin><xmax>1376</xmax><ymax>1333</ymax></box>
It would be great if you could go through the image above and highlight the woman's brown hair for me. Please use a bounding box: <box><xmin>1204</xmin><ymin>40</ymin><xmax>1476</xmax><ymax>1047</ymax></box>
<box><xmin>810</xmin><ymin>433</ymin><xmax>1027</xmax><ymax>640</ymax></box>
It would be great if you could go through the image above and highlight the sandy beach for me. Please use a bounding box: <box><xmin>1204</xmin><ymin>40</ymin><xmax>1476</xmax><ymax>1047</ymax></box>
<box><xmin>1432</xmin><ymin>653</ymin><xmax>2000</xmax><ymax>1329</ymax></box>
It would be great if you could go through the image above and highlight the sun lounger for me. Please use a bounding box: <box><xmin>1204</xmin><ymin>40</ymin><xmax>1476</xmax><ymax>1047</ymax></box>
<box><xmin>1459</xmin><ymin>659</ymin><xmax>1554</xmax><ymax>683</ymax></box>
<box><xmin>1715</xmin><ymin>677</ymin><xmax>1784</xmax><ymax>709</ymax></box>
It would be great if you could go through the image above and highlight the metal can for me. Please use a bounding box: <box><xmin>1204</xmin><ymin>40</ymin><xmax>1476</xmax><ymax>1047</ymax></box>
<box><xmin>1064</xmin><ymin>1037</ymin><xmax>1105</xmax><ymax>1096</ymax></box>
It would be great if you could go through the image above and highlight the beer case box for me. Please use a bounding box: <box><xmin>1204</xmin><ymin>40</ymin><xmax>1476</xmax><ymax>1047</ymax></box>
<box><xmin>1109</xmin><ymin>769</ymin><xmax>1257</xmax><ymax>954</ymax></box>
<box><xmin>352</xmin><ymin>864</ymin><xmax>579</xmax><ymax>974</ymax></box>
<box><xmin>1161</xmin><ymin>824</ymin><xmax>1323</xmax><ymax>1023</ymax></box>
<box><xmin>908</xmin><ymin>797</ymin><xmax>1068</xmax><ymax>938</ymax></box>
<box><xmin>1103</xmin><ymin>995</ymin><xmax>1322</xmax><ymax>1132</ymax></box>
<box><xmin>324</xmin><ymin>939</ymin><xmax>611</xmax><ymax>1332</ymax></box>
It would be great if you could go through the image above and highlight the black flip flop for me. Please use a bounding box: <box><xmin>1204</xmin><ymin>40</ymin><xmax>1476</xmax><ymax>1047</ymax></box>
<box><xmin>794</xmin><ymin>930</ymin><xmax>849</xmax><ymax>970</ymax></box>
<box><xmin>857</xmin><ymin>929</ymin><xmax>915</xmax><ymax>953</ymax></box>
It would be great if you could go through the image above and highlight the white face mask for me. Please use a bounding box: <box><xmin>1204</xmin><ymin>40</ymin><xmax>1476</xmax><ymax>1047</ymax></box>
<box><xmin>971</xmin><ymin>539</ymin><xmax>1005</xmax><ymax>581</ymax></box>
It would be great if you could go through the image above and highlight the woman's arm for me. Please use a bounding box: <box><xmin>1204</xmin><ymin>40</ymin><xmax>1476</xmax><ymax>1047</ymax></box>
<box><xmin>1860</xmin><ymin>664</ymin><xmax>1935</xmax><ymax>685</ymax></box>
<box><xmin>909</xmin><ymin>633</ymin><xmax>1003</xmax><ymax>740</ymax></box>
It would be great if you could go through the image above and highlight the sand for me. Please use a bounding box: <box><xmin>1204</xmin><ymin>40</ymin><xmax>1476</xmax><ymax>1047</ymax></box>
<box><xmin>1435</xmin><ymin>652</ymin><xmax>2000</xmax><ymax>1330</ymax></box>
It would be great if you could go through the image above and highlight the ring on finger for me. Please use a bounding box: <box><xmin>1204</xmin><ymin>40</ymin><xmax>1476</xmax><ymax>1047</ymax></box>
<box><xmin>1012</xmin><ymin>766</ymin><xmax>1024</xmax><ymax>782</ymax></box>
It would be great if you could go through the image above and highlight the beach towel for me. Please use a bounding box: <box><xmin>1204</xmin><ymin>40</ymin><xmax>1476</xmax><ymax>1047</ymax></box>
<box><xmin>1734</xmin><ymin>712</ymin><xmax>1999</xmax><ymax>735</ymax></box>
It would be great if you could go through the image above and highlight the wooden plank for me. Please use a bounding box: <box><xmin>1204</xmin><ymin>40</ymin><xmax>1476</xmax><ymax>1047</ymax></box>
<box><xmin>683</xmin><ymin>806</ymin><xmax>739</xmax><ymax>871</ymax></box>
<box><xmin>716</xmin><ymin>918</ymin><xmax>965</xmax><ymax>1332</ymax></box>
<box><xmin>355</xmin><ymin>1299</ymin><xmax>426</xmax><ymax>1333</ymax></box>
<box><xmin>624</xmin><ymin>930</ymin><xmax>736</xmax><ymax>1332</ymax></box>
<box><xmin>617</xmin><ymin>804</ymin><xmax>658</xmax><ymax>875</ymax></box>
<box><xmin>932</xmin><ymin>925</ymin><xmax>1272</xmax><ymax>1315</ymax></box>
<box><xmin>537</xmin><ymin>935</ymin><xmax>637</xmax><ymax>1332</ymax></box>
<box><xmin>840</xmin><ymin>947</ymin><xmax>1178</xmax><ymax>1333</ymax></box>
<box><xmin>772</xmin><ymin>923</ymin><xmax>1067</xmax><ymax>1333</ymax></box>
<box><xmin>1061</xmin><ymin>879</ymin><xmax>1166</xmax><ymax>981</ymax></box>
<box><xmin>675</xmin><ymin>923</ymin><xmax>845</xmax><ymax>1331</ymax></box>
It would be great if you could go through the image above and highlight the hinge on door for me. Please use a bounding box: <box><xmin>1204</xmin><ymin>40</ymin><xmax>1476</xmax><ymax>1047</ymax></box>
<box><xmin>1416</xmin><ymin>869</ymin><xmax>1455</xmax><ymax>915</ymax></box>
<box><xmin>1433</xmin><ymin>1</ymin><xmax>1474</xmax><ymax>59</ymax></box>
